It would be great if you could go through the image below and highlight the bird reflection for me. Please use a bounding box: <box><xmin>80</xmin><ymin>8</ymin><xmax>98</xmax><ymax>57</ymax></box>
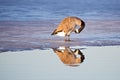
<box><xmin>52</xmin><ymin>46</ymin><xmax>85</xmax><ymax>67</ymax></box>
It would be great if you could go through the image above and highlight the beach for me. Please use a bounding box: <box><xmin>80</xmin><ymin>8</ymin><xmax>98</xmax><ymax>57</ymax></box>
<box><xmin>0</xmin><ymin>0</ymin><xmax>120</xmax><ymax>80</ymax></box>
<box><xmin>0</xmin><ymin>19</ymin><xmax>120</xmax><ymax>52</ymax></box>
<box><xmin>0</xmin><ymin>19</ymin><xmax>120</xmax><ymax>80</ymax></box>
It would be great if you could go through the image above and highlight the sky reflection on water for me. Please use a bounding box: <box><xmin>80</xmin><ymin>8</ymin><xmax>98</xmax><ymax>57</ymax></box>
<box><xmin>0</xmin><ymin>46</ymin><xmax>120</xmax><ymax>80</ymax></box>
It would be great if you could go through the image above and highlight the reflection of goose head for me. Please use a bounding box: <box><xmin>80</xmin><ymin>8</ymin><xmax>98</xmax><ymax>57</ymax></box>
<box><xmin>52</xmin><ymin>46</ymin><xmax>85</xmax><ymax>66</ymax></box>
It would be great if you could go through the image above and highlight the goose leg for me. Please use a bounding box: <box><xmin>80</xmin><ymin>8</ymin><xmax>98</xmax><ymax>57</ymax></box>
<box><xmin>65</xmin><ymin>35</ymin><xmax>70</xmax><ymax>41</ymax></box>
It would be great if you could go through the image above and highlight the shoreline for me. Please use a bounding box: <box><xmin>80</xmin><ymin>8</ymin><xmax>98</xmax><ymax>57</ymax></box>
<box><xmin>0</xmin><ymin>45</ymin><xmax>120</xmax><ymax>53</ymax></box>
<box><xmin>0</xmin><ymin>19</ymin><xmax>120</xmax><ymax>52</ymax></box>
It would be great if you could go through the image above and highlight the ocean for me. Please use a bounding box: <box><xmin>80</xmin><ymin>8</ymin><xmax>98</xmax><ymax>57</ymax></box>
<box><xmin>0</xmin><ymin>0</ymin><xmax>120</xmax><ymax>21</ymax></box>
<box><xmin>0</xmin><ymin>0</ymin><xmax>120</xmax><ymax>51</ymax></box>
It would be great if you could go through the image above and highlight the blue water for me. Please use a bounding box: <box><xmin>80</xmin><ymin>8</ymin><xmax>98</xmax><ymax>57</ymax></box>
<box><xmin>0</xmin><ymin>0</ymin><xmax>120</xmax><ymax>21</ymax></box>
<box><xmin>0</xmin><ymin>46</ymin><xmax>120</xmax><ymax>80</ymax></box>
<box><xmin>0</xmin><ymin>0</ymin><xmax>120</xmax><ymax>52</ymax></box>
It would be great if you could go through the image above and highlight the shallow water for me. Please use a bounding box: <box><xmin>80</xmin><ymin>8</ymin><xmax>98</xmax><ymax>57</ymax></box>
<box><xmin>0</xmin><ymin>0</ymin><xmax>120</xmax><ymax>52</ymax></box>
<box><xmin>0</xmin><ymin>46</ymin><xmax>120</xmax><ymax>80</ymax></box>
<box><xmin>0</xmin><ymin>0</ymin><xmax>120</xmax><ymax>20</ymax></box>
<box><xmin>0</xmin><ymin>0</ymin><xmax>120</xmax><ymax>79</ymax></box>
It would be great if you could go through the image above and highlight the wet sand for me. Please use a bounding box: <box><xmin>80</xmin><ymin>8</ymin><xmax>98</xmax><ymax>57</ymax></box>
<box><xmin>0</xmin><ymin>19</ymin><xmax>120</xmax><ymax>52</ymax></box>
<box><xmin>0</xmin><ymin>19</ymin><xmax>120</xmax><ymax>80</ymax></box>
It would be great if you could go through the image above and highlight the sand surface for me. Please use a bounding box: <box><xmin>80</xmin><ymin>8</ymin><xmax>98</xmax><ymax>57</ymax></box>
<box><xmin>0</xmin><ymin>19</ymin><xmax>120</xmax><ymax>52</ymax></box>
